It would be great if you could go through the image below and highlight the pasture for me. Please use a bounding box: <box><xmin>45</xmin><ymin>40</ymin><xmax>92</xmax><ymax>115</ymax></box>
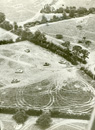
<box><xmin>0</xmin><ymin>78</ymin><xmax>95</xmax><ymax>114</ymax></box>
<box><xmin>0</xmin><ymin>0</ymin><xmax>53</xmax><ymax>22</ymax></box>
<box><xmin>30</xmin><ymin>14</ymin><xmax>95</xmax><ymax>42</ymax></box>
<box><xmin>0</xmin><ymin>41</ymin><xmax>95</xmax><ymax>115</ymax></box>
<box><xmin>0</xmin><ymin>28</ymin><xmax>18</xmax><ymax>41</ymax></box>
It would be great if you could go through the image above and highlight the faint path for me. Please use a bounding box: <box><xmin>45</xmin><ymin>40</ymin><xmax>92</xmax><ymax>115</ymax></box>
<box><xmin>46</xmin><ymin>119</ymin><xmax>88</xmax><ymax>130</ymax></box>
<box><xmin>0</xmin><ymin>120</ymin><xmax>4</xmax><ymax>130</ymax></box>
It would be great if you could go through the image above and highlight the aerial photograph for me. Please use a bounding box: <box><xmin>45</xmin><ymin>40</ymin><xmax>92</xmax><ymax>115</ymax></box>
<box><xmin>0</xmin><ymin>0</ymin><xmax>95</xmax><ymax>130</ymax></box>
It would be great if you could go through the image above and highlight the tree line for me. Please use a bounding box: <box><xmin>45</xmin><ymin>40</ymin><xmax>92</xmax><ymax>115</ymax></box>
<box><xmin>24</xmin><ymin>6</ymin><xmax>95</xmax><ymax>28</ymax></box>
<box><xmin>15</xmin><ymin>28</ymin><xmax>89</xmax><ymax>65</ymax></box>
<box><xmin>40</xmin><ymin>4</ymin><xmax>95</xmax><ymax>15</ymax></box>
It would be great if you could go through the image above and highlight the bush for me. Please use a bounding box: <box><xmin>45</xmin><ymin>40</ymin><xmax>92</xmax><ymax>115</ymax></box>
<box><xmin>36</xmin><ymin>112</ymin><xmax>52</xmax><ymax>128</ymax></box>
<box><xmin>0</xmin><ymin>12</ymin><xmax>5</xmax><ymax>23</ymax></box>
<box><xmin>56</xmin><ymin>34</ymin><xmax>63</xmax><ymax>39</ymax></box>
<box><xmin>13</xmin><ymin>109</ymin><xmax>28</xmax><ymax>124</ymax></box>
<box><xmin>80</xmin><ymin>67</ymin><xmax>95</xmax><ymax>80</ymax></box>
<box><xmin>0</xmin><ymin>39</ymin><xmax>14</xmax><ymax>45</ymax></box>
<box><xmin>50</xmin><ymin>109</ymin><xmax>90</xmax><ymax>120</ymax></box>
<box><xmin>0</xmin><ymin>21</ymin><xmax>13</xmax><ymax>30</ymax></box>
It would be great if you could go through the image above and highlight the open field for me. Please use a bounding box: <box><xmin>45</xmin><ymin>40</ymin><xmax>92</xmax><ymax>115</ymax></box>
<box><xmin>30</xmin><ymin>14</ymin><xmax>95</xmax><ymax>42</ymax></box>
<box><xmin>0</xmin><ymin>0</ymin><xmax>53</xmax><ymax>22</ymax></box>
<box><xmin>0</xmin><ymin>41</ymin><xmax>95</xmax><ymax>115</ymax></box>
<box><xmin>0</xmin><ymin>28</ymin><xmax>18</xmax><ymax>41</ymax></box>
<box><xmin>0</xmin><ymin>41</ymin><xmax>68</xmax><ymax>87</ymax></box>
<box><xmin>0</xmin><ymin>78</ymin><xmax>95</xmax><ymax>114</ymax></box>
<box><xmin>51</xmin><ymin>0</ymin><xmax>95</xmax><ymax>9</ymax></box>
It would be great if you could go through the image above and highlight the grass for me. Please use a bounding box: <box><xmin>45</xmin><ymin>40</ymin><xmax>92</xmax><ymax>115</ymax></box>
<box><xmin>2</xmin><ymin>120</ymin><xmax>16</xmax><ymax>130</ymax></box>
<box><xmin>0</xmin><ymin>28</ymin><xmax>18</xmax><ymax>41</ymax></box>
<box><xmin>33</xmin><ymin>14</ymin><xmax>95</xmax><ymax>41</ymax></box>
<box><xmin>0</xmin><ymin>0</ymin><xmax>52</xmax><ymax>22</ymax></box>
<box><xmin>0</xmin><ymin>79</ymin><xmax>94</xmax><ymax>114</ymax></box>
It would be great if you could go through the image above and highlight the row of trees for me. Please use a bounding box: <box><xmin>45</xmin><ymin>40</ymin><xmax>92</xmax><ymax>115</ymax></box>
<box><xmin>80</xmin><ymin>67</ymin><xmax>95</xmax><ymax>80</ymax></box>
<box><xmin>24</xmin><ymin>5</ymin><xmax>95</xmax><ymax>28</ymax></box>
<box><xmin>15</xmin><ymin>29</ymin><xmax>89</xmax><ymax>65</ymax></box>
<box><xmin>0</xmin><ymin>12</ymin><xmax>5</xmax><ymax>23</ymax></box>
<box><xmin>40</xmin><ymin>4</ymin><xmax>95</xmax><ymax>15</ymax></box>
<box><xmin>0</xmin><ymin>12</ymin><xmax>89</xmax><ymax>65</ymax></box>
<box><xmin>0</xmin><ymin>106</ymin><xmax>90</xmax><ymax>128</ymax></box>
<box><xmin>0</xmin><ymin>39</ymin><xmax>14</xmax><ymax>45</ymax></box>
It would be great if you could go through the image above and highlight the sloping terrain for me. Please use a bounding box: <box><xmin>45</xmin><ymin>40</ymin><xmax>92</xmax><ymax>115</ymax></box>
<box><xmin>51</xmin><ymin>0</ymin><xmax>95</xmax><ymax>9</ymax></box>
<box><xmin>0</xmin><ymin>28</ymin><xmax>18</xmax><ymax>41</ymax></box>
<box><xmin>29</xmin><ymin>14</ymin><xmax>95</xmax><ymax>75</ymax></box>
<box><xmin>30</xmin><ymin>14</ymin><xmax>95</xmax><ymax>42</ymax></box>
<box><xmin>0</xmin><ymin>0</ymin><xmax>53</xmax><ymax>22</ymax></box>
<box><xmin>0</xmin><ymin>41</ymin><xmax>95</xmax><ymax>115</ymax></box>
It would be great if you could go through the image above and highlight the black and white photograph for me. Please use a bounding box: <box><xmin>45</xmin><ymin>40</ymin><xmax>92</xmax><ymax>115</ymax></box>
<box><xmin>0</xmin><ymin>0</ymin><xmax>95</xmax><ymax>130</ymax></box>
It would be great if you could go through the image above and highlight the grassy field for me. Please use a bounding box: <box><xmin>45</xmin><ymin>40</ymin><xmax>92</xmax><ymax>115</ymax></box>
<box><xmin>0</xmin><ymin>28</ymin><xmax>18</xmax><ymax>41</ymax></box>
<box><xmin>31</xmin><ymin>14</ymin><xmax>95</xmax><ymax>42</ymax></box>
<box><xmin>51</xmin><ymin>0</ymin><xmax>95</xmax><ymax>9</ymax></box>
<box><xmin>0</xmin><ymin>0</ymin><xmax>53</xmax><ymax>22</ymax></box>
<box><xmin>0</xmin><ymin>41</ymin><xmax>95</xmax><ymax>114</ymax></box>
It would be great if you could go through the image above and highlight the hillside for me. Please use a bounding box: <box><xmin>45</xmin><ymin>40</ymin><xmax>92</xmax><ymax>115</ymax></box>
<box><xmin>0</xmin><ymin>0</ymin><xmax>52</xmax><ymax>22</ymax></box>
<box><xmin>0</xmin><ymin>1</ymin><xmax>95</xmax><ymax>130</ymax></box>
<box><xmin>30</xmin><ymin>14</ymin><xmax>95</xmax><ymax>42</ymax></box>
<box><xmin>0</xmin><ymin>28</ymin><xmax>18</xmax><ymax>41</ymax></box>
<box><xmin>51</xmin><ymin>0</ymin><xmax>95</xmax><ymax>9</ymax></box>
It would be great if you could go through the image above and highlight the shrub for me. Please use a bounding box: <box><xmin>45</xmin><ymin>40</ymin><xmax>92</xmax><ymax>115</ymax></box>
<box><xmin>80</xmin><ymin>67</ymin><xmax>95</xmax><ymax>80</ymax></box>
<box><xmin>13</xmin><ymin>109</ymin><xmax>28</xmax><ymax>124</ymax></box>
<box><xmin>56</xmin><ymin>34</ymin><xmax>63</xmax><ymax>39</ymax></box>
<box><xmin>0</xmin><ymin>21</ymin><xmax>13</xmax><ymax>30</ymax></box>
<box><xmin>36</xmin><ymin>112</ymin><xmax>52</xmax><ymax>128</ymax></box>
<box><xmin>0</xmin><ymin>39</ymin><xmax>14</xmax><ymax>45</ymax></box>
<box><xmin>0</xmin><ymin>12</ymin><xmax>5</xmax><ymax>23</ymax></box>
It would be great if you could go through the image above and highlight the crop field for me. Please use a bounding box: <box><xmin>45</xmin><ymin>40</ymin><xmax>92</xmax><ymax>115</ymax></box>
<box><xmin>31</xmin><ymin>14</ymin><xmax>95</xmax><ymax>42</ymax></box>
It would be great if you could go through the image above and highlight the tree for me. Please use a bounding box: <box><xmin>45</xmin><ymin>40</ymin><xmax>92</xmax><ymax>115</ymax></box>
<box><xmin>89</xmin><ymin>7</ymin><xmax>95</xmax><ymax>13</ymax></box>
<box><xmin>36</xmin><ymin>112</ymin><xmax>52</xmax><ymax>128</ymax></box>
<box><xmin>72</xmin><ymin>45</ymin><xmax>82</xmax><ymax>56</ymax></box>
<box><xmin>0</xmin><ymin>21</ymin><xmax>13</xmax><ymax>30</ymax></box>
<box><xmin>56</xmin><ymin>7</ymin><xmax>64</xmax><ymax>13</ymax></box>
<box><xmin>41</xmin><ymin>4</ymin><xmax>51</xmax><ymax>13</ymax></box>
<box><xmin>41</xmin><ymin>15</ymin><xmax>47</xmax><ymax>23</ymax></box>
<box><xmin>62</xmin><ymin>11</ymin><xmax>67</xmax><ymax>19</ymax></box>
<box><xmin>62</xmin><ymin>41</ymin><xmax>70</xmax><ymax>49</ymax></box>
<box><xmin>82</xmin><ymin>36</ymin><xmax>86</xmax><ymax>43</ymax></box>
<box><xmin>69</xmin><ymin>9</ymin><xmax>75</xmax><ymax>18</ymax></box>
<box><xmin>77</xmin><ymin>7</ymin><xmax>88</xmax><ymax>15</ymax></box>
<box><xmin>13</xmin><ymin>110</ymin><xmax>28</xmax><ymax>124</ymax></box>
<box><xmin>13</xmin><ymin>22</ymin><xmax>18</xmax><ymax>30</ymax></box>
<box><xmin>56</xmin><ymin>34</ymin><xmax>63</xmax><ymax>39</ymax></box>
<box><xmin>34</xmin><ymin>30</ymin><xmax>47</xmax><ymax>43</ymax></box>
<box><xmin>81</xmin><ymin>49</ymin><xmax>89</xmax><ymax>60</ymax></box>
<box><xmin>65</xmin><ymin>6</ymin><xmax>70</xmax><ymax>13</ymax></box>
<box><xmin>0</xmin><ymin>12</ymin><xmax>5</xmax><ymax>23</ymax></box>
<box><xmin>85</xmin><ymin>40</ymin><xmax>91</xmax><ymax>46</ymax></box>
